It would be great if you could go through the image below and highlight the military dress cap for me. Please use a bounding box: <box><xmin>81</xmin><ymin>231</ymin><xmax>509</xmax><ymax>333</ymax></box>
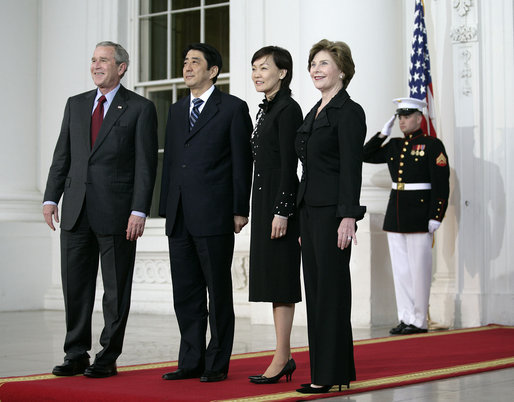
<box><xmin>393</xmin><ymin>97</ymin><xmax>427</xmax><ymax>116</ymax></box>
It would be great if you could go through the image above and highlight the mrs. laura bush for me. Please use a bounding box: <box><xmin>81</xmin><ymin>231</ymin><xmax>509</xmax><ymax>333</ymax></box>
<box><xmin>295</xmin><ymin>39</ymin><xmax>366</xmax><ymax>394</ymax></box>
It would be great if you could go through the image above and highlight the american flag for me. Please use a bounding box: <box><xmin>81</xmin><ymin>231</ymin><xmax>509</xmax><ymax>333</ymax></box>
<box><xmin>409</xmin><ymin>0</ymin><xmax>437</xmax><ymax>137</ymax></box>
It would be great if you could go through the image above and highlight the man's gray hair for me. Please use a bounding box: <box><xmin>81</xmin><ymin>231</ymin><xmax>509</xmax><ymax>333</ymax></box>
<box><xmin>96</xmin><ymin>41</ymin><xmax>130</xmax><ymax>68</ymax></box>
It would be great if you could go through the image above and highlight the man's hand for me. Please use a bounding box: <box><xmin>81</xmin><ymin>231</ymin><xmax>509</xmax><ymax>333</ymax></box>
<box><xmin>380</xmin><ymin>115</ymin><xmax>396</xmax><ymax>137</ymax></box>
<box><xmin>43</xmin><ymin>204</ymin><xmax>59</xmax><ymax>231</ymax></box>
<box><xmin>234</xmin><ymin>215</ymin><xmax>249</xmax><ymax>234</ymax></box>
<box><xmin>126</xmin><ymin>214</ymin><xmax>146</xmax><ymax>241</ymax></box>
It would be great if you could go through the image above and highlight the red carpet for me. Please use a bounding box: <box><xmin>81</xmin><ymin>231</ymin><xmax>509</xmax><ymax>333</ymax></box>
<box><xmin>1</xmin><ymin>324</ymin><xmax>513</xmax><ymax>401</ymax></box>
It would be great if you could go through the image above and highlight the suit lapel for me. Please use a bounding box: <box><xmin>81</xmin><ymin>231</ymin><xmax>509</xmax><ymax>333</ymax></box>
<box><xmin>185</xmin><ymin>88</ymin><xmax>221</xmax><ymax>142</ymax></box>
<box><xmin>79</xmin><ymin>90</ymin><xmax>97</xmax><ymax>151</ymax></box>
<box><xmin>90</xmin><ymin>86</ymin><xmax>128</xmax><ymax>156</ymax></box>
<box><xmin>178</xmin><ymin>97</ymin><xmax>190</xmax><ymax>137</ymax></box>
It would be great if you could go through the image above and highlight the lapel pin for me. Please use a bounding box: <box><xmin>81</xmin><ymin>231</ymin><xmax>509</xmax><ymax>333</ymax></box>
<box><xmin>117</xmin><ymin>105</ymin><xmax>123</xmax><ymax>109</ymax></box>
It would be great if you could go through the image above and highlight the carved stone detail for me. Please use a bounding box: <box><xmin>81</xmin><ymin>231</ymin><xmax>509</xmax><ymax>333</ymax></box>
<box><xmin>460</xmin><ymin>49</ymin><xmax>472</xmax><ymax>96</ymax></box>
<box><xmin>131</xmin><ymin>252</ymin><xmax>250</xmax><ymax>289</ymax></box>
<box><xmin>232</xmin><ymin>252</ymin><xmax>249</xmax><ymax>290</ymax></box>
<box><xmin>453</xmin><ymin>0</ymin><xmax>472</xmax><ymax>17</ymax></box>
<box><xmin>450</xmin><ymin>25</ymin><xmax>478</xmax><ymax>43</ymax></box>
<box><xmin>134</xmin><ymin>257</ymin><xmax>171</xmax><ymax>284</ymax></box>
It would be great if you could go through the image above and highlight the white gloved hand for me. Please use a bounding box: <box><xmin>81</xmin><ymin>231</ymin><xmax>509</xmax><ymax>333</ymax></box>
<box><xmin>380</xmin><ymin>115</ymin><xmax>396</xmax><ymax>137</ymax></box>
<box><xmin>428</xmin><ymin>219</ymin><xmax>441</xmax><ymax>233</ymax></box>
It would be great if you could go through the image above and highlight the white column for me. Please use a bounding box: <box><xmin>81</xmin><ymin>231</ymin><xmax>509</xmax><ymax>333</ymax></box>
<box><xmin>0</xmin><ymin>0</ymin><xmax>56</xmax><ymax>311</ymax></box>
<box><xmin>450</xmin><ymin>0</ymin><xmax>484</xmax><ymax>327</ymax></box>
<box><xmin>0</xmin><ymin>0</ymin><xmax>41</xmax><ymax>221</ymax></box>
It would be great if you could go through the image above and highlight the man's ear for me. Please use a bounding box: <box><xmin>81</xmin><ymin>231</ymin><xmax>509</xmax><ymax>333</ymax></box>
<box><xmin>118</xmin><ymin>62</ymin><xmax>127</xmax><ymax>77</ymax></box>
<box><xmin>209</xmin><ymin>65</ymin><xmax>219</xmax><ymax>80</ymax></box>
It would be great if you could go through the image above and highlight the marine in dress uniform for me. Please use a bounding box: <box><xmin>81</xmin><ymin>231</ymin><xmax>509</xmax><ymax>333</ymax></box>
<box><xmin>363</xmin><ymin>97</ymin><xmax>450</xmax><ymax>335</ymax></box>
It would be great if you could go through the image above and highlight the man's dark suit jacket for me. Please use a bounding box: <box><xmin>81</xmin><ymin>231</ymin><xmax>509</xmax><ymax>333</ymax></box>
<box><xmin>159</xmin><ymin>87</ymin><xmax>253</xmax><ymax>236</ymax></box>
<box><xmin>44</xmin><ymin>85</ymin><xmax>158</xmax><ymax>233</ymax></box>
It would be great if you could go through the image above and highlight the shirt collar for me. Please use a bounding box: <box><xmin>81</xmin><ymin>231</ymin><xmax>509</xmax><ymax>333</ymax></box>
<box><xmin>95</xmin><ymin>84</ymin><xmax>121</xmax><ymax>110</ymax></box>
<box><xmin>190</xmin><ymin>85</ymin><xmax>215</xmax><ymax>109</ymax></box>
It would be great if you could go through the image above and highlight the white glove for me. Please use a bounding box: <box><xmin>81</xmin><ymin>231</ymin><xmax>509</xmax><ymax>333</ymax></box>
<box><xmin>380</xmin><ymin>115</ymin><xmax>396</xmax><ymax>137</ymax></box>
<box><xmin>428</xmin><ymin>219</ymin><xmax>441</xmax><ymax>234</ymax></box>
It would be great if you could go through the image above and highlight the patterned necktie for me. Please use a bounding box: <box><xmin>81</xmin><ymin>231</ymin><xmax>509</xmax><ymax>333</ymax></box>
<box><xmin>91</xmin><ymin>95</ymin><xmax>106</xmax><ymax>147</ymax></box>
<box><xmin>189</xmin><ymin>98</ymin><xmax>204</xmax><ymax>130</ymax></box>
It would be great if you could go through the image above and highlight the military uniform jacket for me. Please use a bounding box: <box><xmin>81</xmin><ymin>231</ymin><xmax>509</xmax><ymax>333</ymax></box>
<box><xmin>363</xmin><ymin>129</ymin><xmax>449</xmax><ymax>233</ymax></box>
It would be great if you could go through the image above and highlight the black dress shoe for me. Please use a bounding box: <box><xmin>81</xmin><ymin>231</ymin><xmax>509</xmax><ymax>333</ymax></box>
<box><xmin>200</xmin><ymin>370</ymin><xmax>227</xmax><ymax>382</ymax></box>
<box><xmin>296</xmin><ymin>385</ymin><xmax>333</xmax><ymax>394</ymax></box>
<box><xmin>401</xmin><ymin>324</ymin><xmax>428</xmax><ymax>335</ymax></box>
<box><xmin>389</xmin><ymin>321</ymin><xmax>408</xmax><ymax>335</ymax></box>
<box><xmin>83</xmin><ymin>363</ymin><xmax>117</xmax><ymax>378</ymax></box>
<box><xmin>296</xmin><ymin>384</ymin><xmax>348</xmax><ymax>394</ymax></box>
<box><xmin>52</xmin><ymin>356</ymin><xmax>90</xmax><ymax>376</ymax></box>
<box><xmin>162</xmin><ymin>368</ymin><xmax>201</xmax><ymax>380</ymax></box>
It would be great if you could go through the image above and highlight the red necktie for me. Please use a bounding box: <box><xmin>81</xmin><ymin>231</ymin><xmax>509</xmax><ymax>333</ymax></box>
<box><xmin>91</xmin><ymin>95</ymin><xmax>106</xmax><ymax>147</ymax></box>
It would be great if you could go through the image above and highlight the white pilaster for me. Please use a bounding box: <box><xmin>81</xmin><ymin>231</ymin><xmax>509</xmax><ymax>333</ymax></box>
<box><xmin>450</xmin><ymin>0</ymin><xmax>484</xmax><ymax>327</ymax></box>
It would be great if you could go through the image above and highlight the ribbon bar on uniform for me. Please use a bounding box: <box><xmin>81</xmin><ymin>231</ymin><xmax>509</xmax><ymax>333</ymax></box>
<box><xmin>392</xmin><ymin>182</ymin><xmax>432</xmax><ymax>191</ymax></box>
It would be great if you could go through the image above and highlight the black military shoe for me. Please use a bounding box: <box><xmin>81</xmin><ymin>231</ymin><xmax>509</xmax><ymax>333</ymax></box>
<box><xmin>401</xmin><ymin>324</ymin><xmax>428</xmax><ymax>335</ymax></box>
<box><xmin>389</xmin><ymin>321</ymin><xmax>408</xmax><ymax>335</ymax></box>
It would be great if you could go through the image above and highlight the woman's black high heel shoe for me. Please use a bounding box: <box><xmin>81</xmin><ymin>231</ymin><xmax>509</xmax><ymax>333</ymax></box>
<box><xmin>249</xmin><ymin>359</ymin><xmax>296</xmax><ymax>384</ymax></box>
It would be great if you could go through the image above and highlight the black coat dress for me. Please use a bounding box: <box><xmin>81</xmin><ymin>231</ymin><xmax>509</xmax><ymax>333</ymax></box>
<box><xmin>249</xmin><ymin>89</ymin><xmax>303</xmax><ymax>303</ymax></box>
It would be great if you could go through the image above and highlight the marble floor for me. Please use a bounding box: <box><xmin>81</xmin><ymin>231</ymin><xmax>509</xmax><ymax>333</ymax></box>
<box><xmin>1</xmin><ymin>310</ymin><xmax>512</xmax><ymax>401</ymax></box>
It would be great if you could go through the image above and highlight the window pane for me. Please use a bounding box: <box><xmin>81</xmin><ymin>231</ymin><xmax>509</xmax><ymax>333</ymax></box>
<box><xmin>148</xmin><ymin>90</ymin><xmax>173</xmax><ymax>149</ymax></box>
<box><xmin>140</xmin><ymin>15</ymin><xmax>168</xmax><ymax>81</ymax></box>
<box><xmin>172</xmin><ymin>0</ymin><xmax>200</xmax><ymax>9</ymax></box>
<box><xmin>171</xmin><ymin>11</ymin><xmax>200</xmax><ymax>78</ymax></box>
<box><xmin>140</xmin><ymin>0</ymin><xmax>168</xmax><ymax>14</ymax></box>
<box><xmin>147</xmin><ymin>90</ymin><xmax>172</xmax><ymax>218</ymax></box>
<box><xmin>205</xmin><ymin>0</ymin><xmax>228</xmax><ymax>5</ymax></box>
<box><xmin>217</xmin><ymin>83</ymin><xmax>229</xmax><ymax>94</ymax></box>
<box><xmin>205</xmin><ymin>6</ymin><xmax>229</xmax><ymax>73</ymax></box>
<box><xmin>176</xmin><ymin>87</ymin><xmax>190</xmax><ymax>100</ymax></box>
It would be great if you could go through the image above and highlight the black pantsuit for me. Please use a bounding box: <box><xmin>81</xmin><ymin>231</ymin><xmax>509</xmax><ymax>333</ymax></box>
<box><xmin>300</xmin><ymin>205</ymin><xmax>355</xmax><ymax>385</ymax></box>
<box><xmin>296</xmin><ymin>88</ymin><xmax>366</xmax><ymax>386</ymax></box>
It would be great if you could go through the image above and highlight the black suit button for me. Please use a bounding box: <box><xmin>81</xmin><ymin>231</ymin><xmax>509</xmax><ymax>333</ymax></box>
<box><xmin>181</xmin><ymin>164</ymin><xmax>186</xmax><ymax>168</ymax></box>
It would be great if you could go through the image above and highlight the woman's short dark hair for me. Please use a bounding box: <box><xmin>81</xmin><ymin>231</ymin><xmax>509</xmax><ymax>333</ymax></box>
<box><xmin>251</xmin><ymin>46</ymin><xmax>293</xmax><ymax>93</ymax></box>
<box><xmin>183</xmin><ymin>43</ymin><xmax>222</xmax><ymax>84</ymax></box>
<box><xmin>308</xmin><ymin>39</ymin><xmax>355</xmax><ymax>89</ymax></box>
